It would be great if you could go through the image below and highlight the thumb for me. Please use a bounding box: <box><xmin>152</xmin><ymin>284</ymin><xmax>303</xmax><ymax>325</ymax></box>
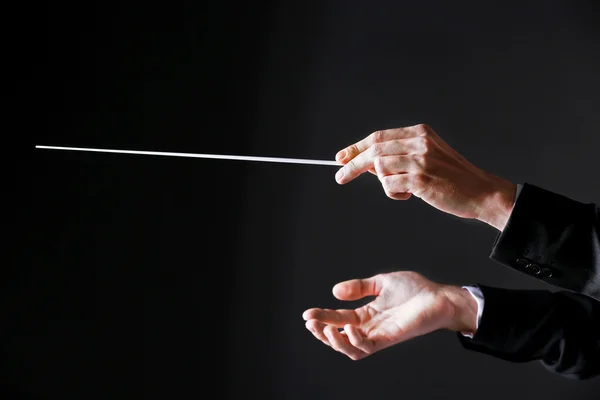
<box><xmin>332</xmin><ymin>276</ymin><xmax>381</xmax><ymax>301</ymax></box>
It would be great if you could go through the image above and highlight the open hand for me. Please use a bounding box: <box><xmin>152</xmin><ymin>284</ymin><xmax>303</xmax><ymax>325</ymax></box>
<box><xmin>302</xmin><ymin>271</ymin><xmax>477</xmax><ymax>360</ymax></box>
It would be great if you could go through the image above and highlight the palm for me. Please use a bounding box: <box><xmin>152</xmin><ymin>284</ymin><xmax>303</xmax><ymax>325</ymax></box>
<box><xmin>303</xmin><ymin>271</ymin><xmax>451</xmax><ymax>360</ymax></box>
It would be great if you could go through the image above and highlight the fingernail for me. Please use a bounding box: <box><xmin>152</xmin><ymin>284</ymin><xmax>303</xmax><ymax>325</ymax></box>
<box><xmin>335</xmin><ymin>169</ymin><xmax>344</xmax><ymax>182</ymax></box>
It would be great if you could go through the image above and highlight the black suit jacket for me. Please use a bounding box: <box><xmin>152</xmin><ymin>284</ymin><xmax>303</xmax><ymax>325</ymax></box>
<box><xmin>458</xmin><ymin>183</ymin><xmax>600</xmax><ymax>379</ymax></box>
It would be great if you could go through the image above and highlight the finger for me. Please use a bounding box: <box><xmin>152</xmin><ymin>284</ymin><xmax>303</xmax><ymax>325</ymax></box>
<box><xmin>336</xmin><ymin>140</ymin><xmax>409</xmax><ymax>184</ymax></box>
<box><xmin>303</xmin><ymin>308</ymin><xmax>360</xmax><ymax>327</ymax></box>
<box><xmin>332</xmin><ymin>275</ymin><xmax>382</xmax><ymax>301</ymax></box>
<box><xmin>324</xmin><ymin>325</ymin><xmax>366</xmax><ymax>360</ymax></box>
<box><xmin>373</xmin><ymin>155</ymin><xmax>419</xmax><ymax>200</ymax></box>
<box><xmin>380</xmin><ymin>174</ymin><xmax>423</xmax><ymax>196</ymax></box>
<box><xmin>344</xmin><ymin>324</ymin><xmax>375</xmax><ymax>354</ymax></box>
<box><xmin>335</xmin><ymin>128</ymin><xmax>419</xmax><ymax>164</ymax></box>
<box><xmin>387</xmin><ymin>192</ymin><xmax>412</xmax><ymax>201</ymax></box>
<box><xmin>373</xmin><ymin>155</ymin><xmax>421</xmax><ymax>178</ymax></box>
<box><xmin>336</xmin><ymin>139</ymin><xmax>420</xmax><ymax>185</ymax></box>
<box><xmin>305</xmin><ymin>319</ymin><xmax>331</xmax><ymax>347</ymax></box>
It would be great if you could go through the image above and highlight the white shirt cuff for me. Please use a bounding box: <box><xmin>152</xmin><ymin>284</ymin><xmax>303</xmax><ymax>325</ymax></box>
<box><xmin>460</xmin><ymin>286</ymin><xmax>485</xmax><ymax>338</ymax></box>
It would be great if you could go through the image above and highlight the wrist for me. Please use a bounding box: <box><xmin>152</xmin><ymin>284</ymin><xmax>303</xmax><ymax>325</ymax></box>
<box><xmin>438</xmin><ymin>285</ymin><xmax>478</xmax><ymax>334</ymax></box>
<box><xmin>476</xmin><ymin>174</ymin><xmax>517</xmax><ymax>231</ymax></box>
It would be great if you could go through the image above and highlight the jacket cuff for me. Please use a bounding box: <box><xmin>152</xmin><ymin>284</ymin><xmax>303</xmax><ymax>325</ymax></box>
<box><xmin>456</xmin><ymin>284</ymin><xmax>554</xmax><ymax>362</ymax></box>
<box><xmin>489</xmin><ymin>182</ymin><xmax>596</xmax><ymax>295</ymax></box>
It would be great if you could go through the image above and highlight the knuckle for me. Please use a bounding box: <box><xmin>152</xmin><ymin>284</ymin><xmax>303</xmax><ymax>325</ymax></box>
<box><xmin>372</xmin><ymin>130</ymin><xmax>385</xmax><ymax>143</ymax></box>
<box><xmin>412</xmin><ymin>173</ymin><xmax>430</xmax><ymax>187</ymax></box>
<box><xmin>380</xmin><ymin>175</ymin><xmax>391</xmax><ymax>190</ymax></box>
<box><xmin>369</xmin><ymin>143</ymin><xmax>381</xmax><ymax>156</ymax></box>
<box><xmin>346</xmin><ymin>159</ymin><xmax>357</xmax><ymax>172</ymax></box>
<box><xmin>373</xmin><ymin>273</ymin><xmax>385</xmax><ymax>283</ymax></box>
<box><xmin>393</xmin><ymin>154</ymin><xmax>404</xmax><ymax>166</ymax></box>
<box><xmin>412</xmin><ymin>154</ymin><xmax>427</xmax><ymax>168</ymax></box>
<box><xmin>374</xmin><ymin>156</ymin><xmax>386</xmax><ymax>171</ymax></box>
<box><xmin>416</xmin><ymin>123</ymin><xmax>431</xmax><ymax>134</ymax></box>
<box><xmin>417</xmin><ymin>135</ymin><xmax>432</xmax><ymax>153</ymax></box>
<box><xmin>405</xmin><ymin>270</ymin><xmax>424</xmax><ymax>281</ymax></box>
<box><xmin>371</xmin><ymin>141</ymin><xmax>385</xmax><ymax>156</ymax></box>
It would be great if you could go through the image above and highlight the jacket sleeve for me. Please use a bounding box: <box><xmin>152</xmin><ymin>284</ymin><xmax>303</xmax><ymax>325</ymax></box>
<box><xmin>457</xmin><ymin>285</ymin><xmax>600</xmax><ymax>380</ymax></box>
<box><xmin>489</xmin><ymin>183</ymin><xmax>600</xmax><ymax>301</ymax></box>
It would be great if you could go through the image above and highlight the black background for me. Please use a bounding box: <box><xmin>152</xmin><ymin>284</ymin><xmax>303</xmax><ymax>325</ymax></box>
<box><xmin>11</xmin><ymin>1</ymin><xmax>600</xmax><ymax>399</ymax></box>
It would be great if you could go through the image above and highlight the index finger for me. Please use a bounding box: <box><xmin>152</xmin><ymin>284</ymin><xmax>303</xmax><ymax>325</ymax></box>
<box><xmin>335</xmin><ymin>128</ymin><xmax>417</xmax><ymax>164</ymax></box>
<box><xmin>302</xmin><ymin>308</ymin><xmax>360</xmax><ymax>327</ymax></box>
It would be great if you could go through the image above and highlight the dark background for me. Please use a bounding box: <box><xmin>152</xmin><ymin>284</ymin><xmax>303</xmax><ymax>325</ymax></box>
<box><xmin>10</xmin><ymin>0</ymin><xmax>600</xmax><ymax>399</ymax></box>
